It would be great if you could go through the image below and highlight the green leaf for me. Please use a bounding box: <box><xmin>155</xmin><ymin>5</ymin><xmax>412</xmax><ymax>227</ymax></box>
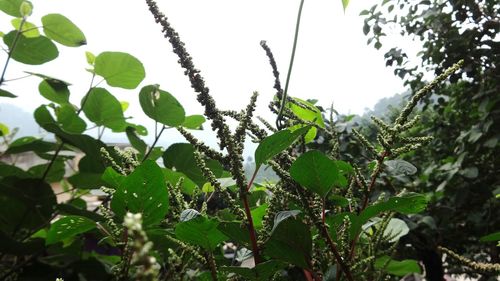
<box><xmin>94</xmin><ymin>51</ymin><xmax>145</xmax><ymax>89</ymax></box>
<box><xmin>38</xmin><ymin>79</ymin><xmax>70</xmax><ymax>104</ymax></box>
<box><xmin>163</xmin><ymin>143</ymin><xmax>223</xmax><ymax>187</ymax></box>
<box><xmin>111</xmin><ymin>160</ymin><xmax>169</xmax><ymax>226</ymax></box>
<box><xmin>41</xmin><ymin>13</ymin><xmax>86</xmax><ymax>47</ymax></box>
<box><xmin>374</xmin><ymin>256</ymin><xmax>422</xmax><ymax>276</ymax></box>
<box><xmin>251</xmin><ymin>203</ymin><xmax>268</xmax><ymax>229</ymax></box>
<box><xmin>460</xmin><ymin>167</ymin><xmax>478</xmax><ymax>179</ymax></box>
<box><xmin>139</xmin><ymin>84</ymin><xmax>185</xmax><ymax>126</ymax></box>
<box><xmin>101</xmin><ymin>167</ymin><xmax>125</xmax><ymax>190</ymax></box>
<box><xmin>56</xmin><ymin>104</ymin><xmax>86</xmax><ymax>134</ymax></box>
<box><xmin>175</xmin><ymin>215</ymin><xmax>227</xmax><ymax>250</ymax></box>
<box><xmin>82</xmin><ymin>87</ymin><xmax>127</xmax><ymax>131</ymax></box>
<box><xmin>0</xmin><ymin>0</ymin><xmax>24</xmax><ymax>17</ymax></box>
<box><xmin>384</xmin><ymin>159</ymin><xmax>417</xmax><ymax>175</ymax></box>
<box><xmin>221</xmin><ymin>260</ymin><xmax>286</xmax><ymax>281</ymax></box>
<box><xmin>11</xmin><ymin>18</ymin><xmax>39</xmax><ymax>38</ymax></box>
<box><xmin>162</xmin><ymin>168</ymin><xmax>197</xmax><ymax>195</ymax></box>
<box><xmin>0</xmin><ymin>122</ymin><xmax>9</xmax><ymax>136</ymax></box>
<box><xmin>3</xmin><ymin>31</ymin><xmax>58</xmax><ymax>65</ymax></box>
<box><xmin>85</xmin><ymin>51</ymin><xmax>95</xmax><ymax>65</ymax></box>
<box><xmin>287</xmin><ymin>97</ymin><xmax>325</xmax><ymax>128</ymax></box>
<box><xmin>264</xmin><ymin>214</ymin><xmax>312</xmax><ymax>269</ymax></box>
<box><xmin>342</xmin><ymin>0</ymin><xmax>350</xmax><ymax>11</ymax></box>
<box><xmin>290</xmin><ymin>150</ymin><xmax>340</xmax><ymax>198</ymax></box>
<box><xmin>480</xmin><ymin>231</ymin><xmax>500</xmax><ymax>242</ymax></box>
<box><xmin>126</xmin><ymin>127</ymin><xmax>147</xmax><ymax>155</ymax></box>
<box><xmin>254</xmin><ymin>126</ymin><xmax>310</xmax><ymax>168</ymax></box>
<box><xmin>0</xmin><ymin>88</ymin><xmax>16</xmax><ymax>98</ymax></box>
<box><xmin>46</xmin><ymin>216</ymin><xmax>96</xmax><ymax>245</ymax></box>
<box><xmin>217</xmin><ymin>221</ymin><xmax>251</xmax><ymax>246</ymax></box>
<box><xmin>6</xmin><ymin>137</ymin><xmax>55</xmax><ymax>154</ymax></box>
<box><xmin>182</xmin><ymin>114</ymin><xmax>205</xmax><ymax>129</ymax></box>
<box><xmin>28</xmin><ymin>160</ymin><xmax>65</xmax><ymax>182</ymax></box>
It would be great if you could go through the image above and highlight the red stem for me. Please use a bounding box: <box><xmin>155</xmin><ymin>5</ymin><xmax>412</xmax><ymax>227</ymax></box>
<box><xmin>242</xmin><ymin>168</ymin><xmax>261</xmax><ymax>265</ymax></box>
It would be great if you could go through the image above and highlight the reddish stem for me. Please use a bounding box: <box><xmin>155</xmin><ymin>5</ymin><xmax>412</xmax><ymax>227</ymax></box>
<box><xmin>303</xmin><ymin>269</ymin><xmax>314</xmax><ymax>281</ymax></box>
<box><xmin>242</xmin><ymin>168</ymin><xmax>261</xmax><ymax>265</ymax></box>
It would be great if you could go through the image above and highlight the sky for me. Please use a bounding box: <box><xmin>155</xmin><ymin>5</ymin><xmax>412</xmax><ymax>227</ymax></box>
<box><xmin>0</xmin><ymin>0</ymin><xmax>419</xmax><ymax>152</ymax></box>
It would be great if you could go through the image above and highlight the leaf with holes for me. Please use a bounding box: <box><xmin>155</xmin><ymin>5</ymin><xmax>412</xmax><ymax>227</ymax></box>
<box><xmin>46</xmin><ymin>216</ymin><xmax>96</xmax><ymax>245</ymax></box>
<box><xmin>94</xmin><ymin>52</ymin><xmax>145</xmax><ymax>89</ymax></box>
<box><xmin>111</xmin><ymin>160</ymin><xmax>169</xmax><ymax>226</ymax></box>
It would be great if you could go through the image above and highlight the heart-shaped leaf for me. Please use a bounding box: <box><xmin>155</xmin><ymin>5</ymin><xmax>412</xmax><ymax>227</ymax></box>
<box><xmin>94</xmin><ymin>52</ymin><xmax>145</xmax><ymax>89</ymax></box>
<box><xmin>139</xmin><ymin>85</ymin><xmax>185</xmax><ymax>126</ymax></box>
<box><xmin>46</xmin><ymin>216</ymin><xmax>96</xmax><ymax>245</ymax></box>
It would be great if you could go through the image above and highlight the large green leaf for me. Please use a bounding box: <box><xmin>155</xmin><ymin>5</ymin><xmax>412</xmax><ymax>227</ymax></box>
<box><xmin>82</xmin><ymin>87</ymin><xmax>127</xmax><ymax>131</ymax></box>
<box><xmin>56</xmin><ymin>104</ymin><xmax>86</xmax><ymax>134</ymax></box>
<box><xmin>38</xmin><ymin>79</ymin><xmax>70</xmax><ymax>104</ymax></box>
<box><xmin>175</xmin><ymin>215</ymin><xmax>227</xmax><ymax>250</ymax></box>
<box><xmin>46</xmin><ymin>216</ymin><xmax>96</xmax><ymax>245</ymax></box>
<box><xmin>28</xmin><ymin>159</ymin><xmax>65</xmax><ymax>183</ymax></box>
<box><xmin>254</xmin><ymin>126</ymin><xmax>310</xmax><ymax>168</ymax></box>
<box><xmin>139</xmin><ymin>85</ymin><xmax>185</xmax><ymax>126</ymax></box>
<box><xmin>0</xmin><ymin>0</ymin><xmax>24</xmax><ymax>17</ymax></box>
<box><xmin>374</xmin><ymin>256</ymin><xmax>422</xmax><ymax>276</ymax></box>
<box><xmin>162</xmin><ymin>143</ymin><xmax>223</xmax><ymax>187</ymax></box>
<box><xmin>6</xmin><ymin>136</ymin><xmax>55</xmax><ymax>154</ymax></box>
<box><xmin>111</xmin><ymin>160</ymin><xmax>169</xmax><ymax>226</ymax></box>
<box><xmin>94</xmin><ymin>52</ymin><xmax>145</xmax><ymax>89</ymax></box>
<box><xmin>290</xmin><ymin>150</ymin><xmax>340</xmax><ymax>198</ymax></box>
<box><xmin>221</xmin><ymin>260</ymin><xmax>286</xmax><ymax>281</ymax></box>
<box><xmin>264</xmin><ymin>214</ymin><xmax>312</xmax><ymax>269</ymax></box>
<box><xmin>126</xmin><ymin>126</ymin><xmax>147</xmax><ymax>155</ymax></box>
<box><xmin>217</xmin><ymin>221</ymin><xmax>251</xmax><ymax>246</ymax></box>
<box><xmin>42</xmin><ymin>13</ymin><xmax>86</xmax><ymax>47</ymax></box>
<box><xmin>3</xmin><ymin>31</ymin><xmax>58</xmax><ymax>65</ymax></box>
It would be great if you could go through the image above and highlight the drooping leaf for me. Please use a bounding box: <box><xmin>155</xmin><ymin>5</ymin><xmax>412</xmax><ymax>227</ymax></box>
<box><xmin>5</xmin><ymin>136</ymin><xmax>55</xmax><ymax>154</ymax></box>
<box><xmin>0</xmin><ymin>0</ymin><xmax>24</xmax><ymax>17</ymax></box>
<box><xmin>175</xmin><ymin>215</ymin><xmax>227</xmax><ymax>250</ymax></box>
<box><xmin>264</xmin><ymin>214</ymin><xmax>312</xmax><ymax>269</ymax></box>
<box><xmin>56</xmin><ymin>104</ymin><xmax>86</xmax><ymax>134</ymax></box>
<box><xmin>11</xmin><ymin>18</ymin><xmax>39</xmax><ymax>38</ymax></box>
<box><xmin>111</xmin><ymin>160</ymin><xmax>169</xmax><ymax>226</ymax></box>
<box><xmin>180</xmin><ymin>209</ymin><xmax>200</xmax><ymax>222</ymax></box>
<box><xmin>3</xmin><ymin>31</ymin><xmax>58</xmax><ymax>65</ymax></box>
<box><xmin>384</xmin><ymin>159</ymin><xmax>417</xmax><ymax>175</ymax></box>
<box><xmin>126</xmin><ymin>127</ymin><xmax>147</xmax><ymax>155</ymax></box>
<box><xmin>382</xmin><ymin>218</ymin><xmax>409</xmax><ymax>242</ymax></box>
<box><xmin>28</xmin><ymin>159</ymin><xmax>65</xmax><ymax>182</ymax></box>
<box><xmin>290</xmin><ymin>150</ymin><xmax>340</xmax><ymax>198</ymax></box>
<box><xmin>221</xmin><ymin>260</ymin><xmax>286</xmax><ymax>281</ymax></box>
<box><xmin>254</xmin><ymin>126</ymin><xmax>310</xmax><ymax>168</ymax></box>
<box><xmin>182</xmin><ymin>114</ymin><xmax>206</xmax><ymax>129</ymax></box>
<box><xmin>42</xmin><ymin>13</ymin><xmax>86</xmax><ymax>47</ymax></box>
<box><xmin>342</xmin><ymin>0</ymin><xmax>350</xmax><ymax>12</ymax></box>
<box><xmin>82</xmin><ymin>87</ymin><xmax>127</xmax><ymax>131</ymax></box>
<box><xmin>374</xmin><ymin>256</ymin><xmax>422</xmax><ymax>276</ymax></box>
<box><xmin>46</xmin><ymin>216</ymin><xmax>96</xmax><ymax>245</ymax></box>
<box><xmin>139</xmin><ymin>84</ymin><xmax>185</xmax><ymax>126</ymax></box>
<box><xmin>94</xmin><ymin>51</ymin><xmax>145</xmax><ymax>89</ymax></box>
<box><xmin>38</xmin><ymin>79</ymin><xmax>70</xmax><ymax>104</ymax></box>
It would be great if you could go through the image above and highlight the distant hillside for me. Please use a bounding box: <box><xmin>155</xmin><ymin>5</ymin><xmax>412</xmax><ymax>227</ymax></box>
<box><xmin>0</xmin><ymin>103</ymin><xmax>41</xmax><ymax>138</ymax></box>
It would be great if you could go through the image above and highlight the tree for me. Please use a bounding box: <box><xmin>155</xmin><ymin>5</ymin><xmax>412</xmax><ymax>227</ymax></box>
<box><xmin>361</xmin><ymin>0</ymin><xmax>500</xmax><ymax>279</ymax></box>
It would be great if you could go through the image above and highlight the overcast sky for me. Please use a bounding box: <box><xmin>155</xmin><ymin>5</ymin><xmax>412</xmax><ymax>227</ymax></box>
<box><xmin>0</xmin><ymin>0</ymin><xmax>419</xmax><ymax>151</ymax></box>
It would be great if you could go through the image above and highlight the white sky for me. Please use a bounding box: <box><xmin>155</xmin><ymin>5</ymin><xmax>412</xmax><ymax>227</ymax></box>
<box><xmin>0</xmin><ymin>0</ymin><xmax>419</xmax><ymax>151</ymax></box>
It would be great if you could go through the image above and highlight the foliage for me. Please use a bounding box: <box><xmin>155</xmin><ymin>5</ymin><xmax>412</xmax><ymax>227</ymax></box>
<box><xmin>361</xmin><ymin>0</ymin><xmax>500</xmax><ymax>279</ymax></box>
<box><xmin>0</xmin><ymin>1</ymin><xmax>497</xmax><ymax>281</ymax></box>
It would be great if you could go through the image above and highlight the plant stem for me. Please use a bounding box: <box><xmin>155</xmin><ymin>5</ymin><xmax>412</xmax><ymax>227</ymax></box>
<box><xmin>320</xmin><ymin>223</ymin><xmax>354</xmax><ymax>281</ymax></box>
<box><xmin>0</xmin><ymin>18</ymin><xmax>26</xmax><ymax>86</ymax></box>
<box><xmin>276</xmin><ymin>0</ymin><xmax>305</xmax><ymax>130</ymax></box>
<box><xmin>206</xmin><ymin>252</ymin><xmax>218</xmax><ymax>281</ymax></box>
<box><xmin>142</xmin><ymin>125</ymin><xmax>166</xmax><ymax>161</ymax></box>
<box><xmin>241</xmin><ymin>168</ymin><xmax>261</xmax><ymax>265</ymax></box>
